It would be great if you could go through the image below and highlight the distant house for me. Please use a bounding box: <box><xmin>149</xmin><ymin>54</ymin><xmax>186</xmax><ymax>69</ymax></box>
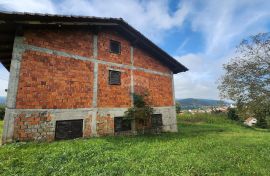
<box><xmin>244</xmin><ymin>117</ymin><xmax>257</xmax><ymax>126</ymax></box>
<box><xmin>0</xmin><ymin>12</ymin><xmax>188</xmax><ymax>144</ymax></box>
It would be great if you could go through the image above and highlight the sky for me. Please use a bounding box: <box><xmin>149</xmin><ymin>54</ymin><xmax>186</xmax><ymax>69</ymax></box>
<box><xmin>0</xmin><ymin>0</ymin><xmax>270</xmax><ymax>100</ymax></box>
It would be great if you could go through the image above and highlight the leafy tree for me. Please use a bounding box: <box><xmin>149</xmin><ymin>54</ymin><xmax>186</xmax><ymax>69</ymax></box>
<box><xmin>175</xmin><ymin>102</ymin><xmax>181</xmax><ymax>113</ymax></box>
<box><xmin>218</xmin><ymin>33</ymin><xmax>270</xmax><ymax>127</ymax></box>
<box><xmin>0</xmin><ymin>105</ymin><xmax>5</xmax><ymax>120</ymax></box>
<box><xmin>227</xmin><ymin>108</ymin><xmax>239</xmax><ymax>121</ymax></box>
<box><xmin>124</xmin><ymin>92</ymin><xmax>154</xmax><ymax>129</ymax></box>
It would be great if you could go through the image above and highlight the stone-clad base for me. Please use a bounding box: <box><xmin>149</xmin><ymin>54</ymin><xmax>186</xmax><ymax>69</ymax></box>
<box><xmin>2</xmin><ymin>106</ymin><xmax>177</xmax><ymax>144</ymax></box>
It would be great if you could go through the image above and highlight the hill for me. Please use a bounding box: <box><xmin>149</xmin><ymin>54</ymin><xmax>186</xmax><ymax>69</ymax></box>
<box><xmin>177</xmin><ymin>98</ymin><xmax>230</xmax><ymax>110</ymax></box>
<box><xmin>0</xmin><ymin>114</ymin><xmax>269</xmax><ymax>175</ymax></box>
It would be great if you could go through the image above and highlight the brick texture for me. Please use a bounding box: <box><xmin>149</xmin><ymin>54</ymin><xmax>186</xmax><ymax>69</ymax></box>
<box><xmin>97</xmin><ymin>64</ymin><xmax>131</xmax><ymax>107</ymax></box>
<box><xmin>16</xmin><ymin>50</ymin><xmax>93</xmax><ymax>109</ymax></box>
<box><xmin>96</xmin><ymin>115</ymin><xmax>114</xmax><ymax>136</ymax></box>
<box><xmin>98</xmin><ymin>30</ymin><xmax>131</xmax><ymax>65</ymax></box>
<box><xmin>134</xmin><ymin>70</ymin><xmax>173</xmax><ymax>107</ymax></box>
<box><xmin>24</xmin><ymin>29</ymin><xmax>93</xmax><ymax>58</ymax></box>
<box><xmin>133</xmin><ymin>47</ymin><xmax>171</xmax><ymax>74</ymax></box>
<box><xmin>13</xmin><ymin>112</ymin><xmax>54</xmax><ymax>141</ymax></box>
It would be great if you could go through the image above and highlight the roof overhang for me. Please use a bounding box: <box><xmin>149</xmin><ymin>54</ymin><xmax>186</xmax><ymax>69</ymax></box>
<box><xmin>0</xmin><ymin>11</ymin><xmax>188</xmax><ymax>73</ymax></box>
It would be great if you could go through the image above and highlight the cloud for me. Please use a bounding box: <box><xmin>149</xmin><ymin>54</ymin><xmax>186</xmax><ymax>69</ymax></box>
<box><xmin>56</xmin><ymin>0</ymin><xmax>190</xmax><ymax>43</ymax></box>
<box><xmin>188</xmin><ymin>0</ymin><xmax>270</xmax><ymax>56</ymax></box>
<box><xmin>0</xmin><ymin>0</ymin><xmax>56</xmax><ymax>13</ymax></box>
<box><xmin>174</xmin><ymin>53</ymin><xmax>220</xmax><ymax>99</ymax></box>
<box><xmin>0</xmin><ymin>64</ymin><xmax>9</xmax><ymax>96</ymax></box>
<box><xmin>0</xmin><ymin>0</ymin><xmax>190</xmax><ymax>43</ymax></box>
<box><xmin>172</xmin><ymin>0</ymin><xmax>270</xmax><ymax>100</ymax></box>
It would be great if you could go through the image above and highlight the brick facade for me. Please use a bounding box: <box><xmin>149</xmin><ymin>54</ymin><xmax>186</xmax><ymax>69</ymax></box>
<box><xmin>3</xmin><ymin>28</ymin><xmax>178</xmax><ymax>143</ymax></box>
<box><xmin>16</xmin><ymin>50</ymin><xmax>93</xmax><ymax>109</ymax></box>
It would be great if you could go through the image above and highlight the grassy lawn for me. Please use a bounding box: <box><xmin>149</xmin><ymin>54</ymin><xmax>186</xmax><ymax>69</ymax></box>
<box><xmin>0</xmin><ymin>114</ymin><xmax>269</xmax><ymax>176</ymax></box>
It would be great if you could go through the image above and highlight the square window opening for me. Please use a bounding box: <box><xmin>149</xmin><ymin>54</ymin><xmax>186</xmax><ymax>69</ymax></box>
<box><xmin>114</xmin><ymin>117</ymin><xmax>132</xmax><ymax>132</ymax></box>
<box><xmin>109</xmin><ymin>70</ymin><xmax>121</xmax><ymax>85</ymax></box>
<box><xmin>110</xmin><ymin>40</ymin><xmax>121</xmax><ymax>54</ymax></box>
<box><xmin>55</xmin><ymin>119</ymin><xmax>83</xmax><ymax>140</ymax></box>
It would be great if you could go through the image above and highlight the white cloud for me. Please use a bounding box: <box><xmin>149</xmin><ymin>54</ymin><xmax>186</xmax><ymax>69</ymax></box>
<box><xmin>0</xmin><ymin>64</ymin><xmax>9</xmax><ymax>96</ymax></box>
<box><xmin>0</xmin><ymin>0</ymin><xmax>56</xmax><ymax>13</ymax></box>
<box><xmin>172</xmin><ymin>0</ymin><xmax>270</xmax><ymax>100</ymax></box>
<box><xmin>56</xmin><ymin>0</ymin><xmax>190</xmax><ymax>43</ymax></box>
<box><xmin>174</xmin><ymin>53</ymin><xmax>220</xmax><ymax>99</ymax></box>
<box><xmin>188</xmin><ymin>0</ymin><xmax>270</xmax><ymax>56</ymax></box>
<box><xmin>0</xmin><ymin>0</ymin><xmax>190</xmax><ymax>43</ymax></box>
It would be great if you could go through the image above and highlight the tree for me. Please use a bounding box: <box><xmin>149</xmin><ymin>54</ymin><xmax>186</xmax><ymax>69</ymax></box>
<box><xmin>218</xmin><ymin>33</ymin><xmax>270</xmax><ymax>127</ymax></box>
<box><xmin>124</xmin><ymin>92</ymin><xmax>154</xmax><ymax>130</ymax></box>
<box><xmin>175</xmin><ymin>102</ymin><xmax>181</xmax><ymax>114</ymax></box>
<box><xmin>227</xmin><ymin>108</ymin><xmax>239</xmax><ymax>121</ymax></box>
<box><xmin>0</xmin><ymin>105</ymin><xmax>5</xmax><ymax>120</ymax></box>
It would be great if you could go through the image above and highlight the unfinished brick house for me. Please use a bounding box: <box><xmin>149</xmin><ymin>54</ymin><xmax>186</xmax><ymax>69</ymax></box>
<box><xmin>0</xmin><ymin>12</ymin><xmax>188</xmax><ymax>144</ymax></box>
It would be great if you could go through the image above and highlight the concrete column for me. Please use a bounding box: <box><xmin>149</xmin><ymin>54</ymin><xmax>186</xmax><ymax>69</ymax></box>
<box><xmin>2</xmin><ymin>36</ymin><xmax>24</xmax><ymax>144</ymax></box>
<box><xmin>171</xmin><ymin>72</ymin><xmax>176</xmax><ymax>106</ymax></box>
<box><xmin>91</xmin><ymin>34</ymin><xmax>98</xmax><ymax>135</ymax></box>
<box><xmin>130</xmin><ymin>46</ymin><xmax>134</xmax><ymax>106</ymax></box>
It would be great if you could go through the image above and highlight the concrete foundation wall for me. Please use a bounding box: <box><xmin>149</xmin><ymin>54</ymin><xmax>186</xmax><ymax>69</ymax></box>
<box><xmin>3</xmin><ymin>106</ymin><xmax>177</xmax><ymax>143</ymax></box>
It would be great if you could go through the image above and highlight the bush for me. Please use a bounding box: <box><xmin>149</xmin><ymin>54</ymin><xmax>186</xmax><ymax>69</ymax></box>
<box><xmin>0</xmin><ymin>105</ymin><xmax>5</xmax><ymax>120</ymax></box>
<box><xmin>175</xmin><ymin>102</ymin><xmax>181</xmax><ymax>114</ymax></box>
<box><xmin>256</xmin><ymin>117</ymin><xmax>268</xmax><ymax>129</ymax></box>
<box><xmin>227</xmin><ymin>108</ymin><xmax>239</xmax><ymax>121</ymax></box>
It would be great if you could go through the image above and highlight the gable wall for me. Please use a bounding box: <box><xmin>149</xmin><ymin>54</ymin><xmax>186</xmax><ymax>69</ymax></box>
<box><xmin>2</xmin><ymin>28</ymin><xmax>177</xmax><ymax>143</ymax></box>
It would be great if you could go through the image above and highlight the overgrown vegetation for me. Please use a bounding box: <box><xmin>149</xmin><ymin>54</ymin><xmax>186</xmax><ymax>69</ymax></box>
<box><xmin>0</xmin><ymin>113</ymin><xmax>269</xmax><ymax>175</ymax></box>
<box><xmin>227</xmin><ymin>107</ymin><xmax>239</xmax><ymax>121</ymax></box>
<box><xmin>124</xmin><ymin>93</ymin><xmax>153</xmax><ymax>128</ymax></box>
<box><xmin>219</xmin><ymin>33</ymin><xmax>270</xmax><ymax>128</ymax></box>
<box><xmin>0</xmin><ymin>105</ymin><xmax>5</xmax><ymax>120</ymax></box>
<box><xmin>175</xmin><ymin>102</ymin><xmax>181</xmax><ymax>113</ymax></box>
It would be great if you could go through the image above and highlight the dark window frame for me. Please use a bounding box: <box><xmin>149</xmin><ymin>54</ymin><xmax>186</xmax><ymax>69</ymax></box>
<box><xmin>110</xmin><ymin>40</ymin><xmax>121</xmax><ymax>54</ymax></box>
<box><xmin>55</xmin><ymin>119</ymin><xmax>83</xmax><ymax>140</ymax></box>
<box><xmin>108</xmin><ymin>70</ymin><xmax>121</xmax><ymax>85</ymax></box>
<box><xmin>114</xmin><ymin>117</ymin><xmax>132</xmax><ymax>132</ymax></box>
<box><xmin>151</xmin><ymin>114</ymin><xmax>163</xmax><ymax>128</ymax></box>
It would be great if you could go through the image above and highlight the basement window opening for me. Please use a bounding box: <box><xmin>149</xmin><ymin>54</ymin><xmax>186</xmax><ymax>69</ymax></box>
<box><xmin>151</xmin><ymin>114</ymin><xmax>163</xmax><ymax>128</ymax></box>
<box><xmin>109</xmin><ymin>70</ymin><xmax>121</xmax><ymax>85</ymax></box>
<box><xmin>110</xmin><ymin>40</ymin><xmax>121</xmax><ymax>54</ymax></box>
<box><xmin>114</xmin><ymin>117</ymin><xmax>132</xmax><ymax>132</ymax></box>
<box><xmin>55</xmin><ymin>119</ymin><xmax>83</xmax><ymax>140</ymax></box>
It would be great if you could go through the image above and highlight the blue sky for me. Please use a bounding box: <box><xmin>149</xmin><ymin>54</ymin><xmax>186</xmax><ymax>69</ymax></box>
<box><xmin>0</xmin><ymin>0</ymin><xmax>270</xmax><ymax>99</ymax></box>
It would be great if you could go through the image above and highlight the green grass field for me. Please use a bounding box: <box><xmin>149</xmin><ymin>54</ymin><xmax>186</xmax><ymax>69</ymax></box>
<box><xmin>0</xmin><ymin>114</ymin><xmax>269</xmax><ymax>176</ymax></box>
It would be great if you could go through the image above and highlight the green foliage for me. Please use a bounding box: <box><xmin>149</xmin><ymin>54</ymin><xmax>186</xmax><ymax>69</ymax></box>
<box><xmin>218</xmin><ymin>33</ymin><xmax>270</xmax><ymax>128</ymax></box>
<box><xmin>0</xmin><ymin>105</ymin><xmax>5</xmax><ymax>120</ymax></box>
<box><xmin>175</xmin><ymin>102</ymin><xmax>181</xmax><ymax>113</ymax></box>
<box><xmin>0</xmin><ymin>113</ymin><xmax>270</xmax><ymax>175</ymax></box>
<box><xmin>256</xmin><ymin>117</ymin><xmax>268</xmax><ymax>129</ymax></box>
<box><xmin>227</xmin><ymin>108</ymin><xmax>239</xmax><ymax>121</ymax></box>
<box><xmin>124</xmin><ymin>93</ymin><xmax>153</xmax><ymax>121</ymax></box>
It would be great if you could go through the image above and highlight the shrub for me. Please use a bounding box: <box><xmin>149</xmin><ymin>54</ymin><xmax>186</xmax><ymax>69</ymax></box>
<box><xmin>124</xmin><ymin>93</ymin><xmax>153</xmax><ymax>123</ymax></box>
<box><xmin>227</xmin><ymin>108</ymin><xmax>239</xmax><ymax>121</ymax></box>
<box><xmin>256</xmin><ymin>117</ymin><xmax>268</xmax><ymax>129</ymax></box>
<box><xmin>0</xmin><ymin>105</ymin><xmax>5</xmax><ymax>120</ymax></box>
<box><xmin>175</xmin><ymin>102</ymin><xmax>181</xmax><ymax>114</ymax></box>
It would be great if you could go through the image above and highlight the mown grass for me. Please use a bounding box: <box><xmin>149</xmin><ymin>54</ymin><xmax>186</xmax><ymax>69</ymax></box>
<box><xmin>0</xmin><ymin>113</ymin><xmax>270</xmax><ymax>176</ymax></box>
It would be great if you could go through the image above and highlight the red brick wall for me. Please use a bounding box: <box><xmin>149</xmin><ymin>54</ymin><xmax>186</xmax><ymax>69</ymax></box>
<box><xmin>17</xmin><ymin>29</ymin><xmax>173</xmax><ymax>109</ymax></box>
<box><xmin>24</xmin><ymin>29</ymin><xmax>93</xmax><ymax>58</ymax></box>
<box><xmin>16</xmin><ymin>51</ymin><xmax>93</xmax><ymax>109</ymax></box>
<box><xmin>134</xmin><ymin>70</ymin><xmax>173</xmax><ymax>107</ymax></box>
<box><xmin>133</xmin><ymin>47</ymin><xmax>171</xmax><ymax>74</ymax></box>
<box><xmin>98</xmin><ymin>30</ymin><xmax>131</xmax><ymax>65</ymax></box>
<box><xmin>13</xmin><ymin>112</ymin><xmax>54</xmax><ymax>141</ymax></box>
<box><xmin>97</xmin><ymin>64</ymin><xmax>131</xmax><ymax>107</ymax></box>
<box><xmin>96</xmin><ymin>115</ymin><xmax>114</xmax><ymax>136</ymax></box>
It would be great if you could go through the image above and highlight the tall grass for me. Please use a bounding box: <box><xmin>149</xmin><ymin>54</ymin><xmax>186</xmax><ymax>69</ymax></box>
<box><xmin>0</xmin><ymin>114</ymin><xmax>269</xmax><ymax>175</ymax></box>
